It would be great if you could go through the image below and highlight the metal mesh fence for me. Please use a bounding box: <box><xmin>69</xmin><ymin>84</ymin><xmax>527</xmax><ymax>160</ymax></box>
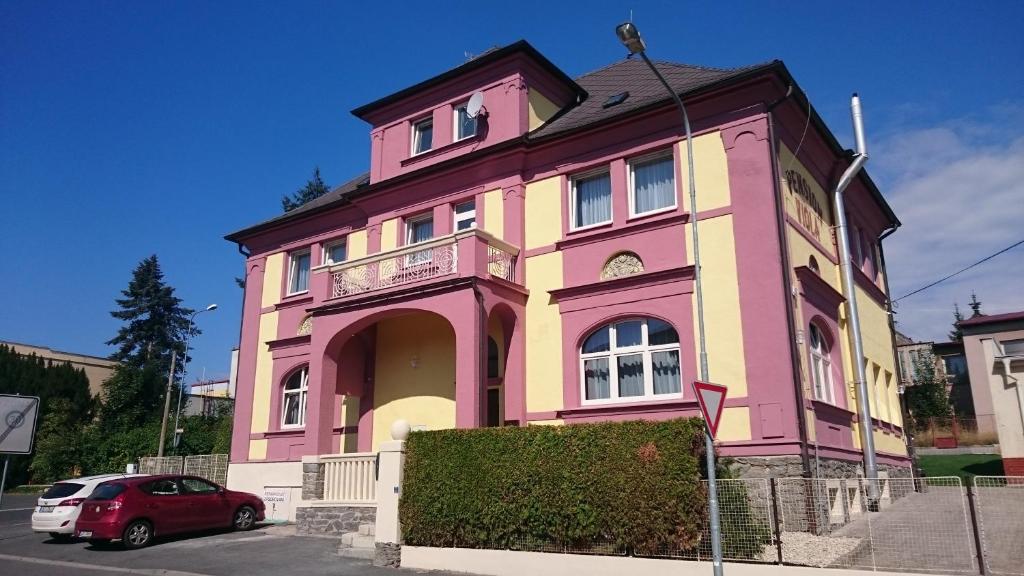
<box><xmin>974</xmin><ymin>476</ymin><xmax>1024</xmax><ymax>575</ymax></box>
<box><xmin>138</xmin><ymin>456</ymin><xmax>183</xmax><ymax>475</ymax></box>
<box><xmin>775</xmin><ymin>476</ymin><xmax>978</xmax><ymax>574</ymax></box>
<box><xmin>183</xmin><ymin>454</ymin><xmax>229</xmax><ymax>485</ymax></box>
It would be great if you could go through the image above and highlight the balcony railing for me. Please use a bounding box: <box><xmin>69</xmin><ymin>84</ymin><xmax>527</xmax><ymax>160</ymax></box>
<box><xmin>322</xmin><ymin>452</ymin><xmax>376</xmax><ymax>504</ymax></box>
<box><xmin>318</xmin><ymin>229</ymin><xmax>519</xmax><ymax>300</ymax></box>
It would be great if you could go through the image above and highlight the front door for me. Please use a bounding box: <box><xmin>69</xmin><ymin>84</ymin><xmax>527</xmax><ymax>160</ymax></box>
<box><xmin>141</xmin><ymin>478</ymin><xmax>190</xmax><ymax>534</ymax></box>
<box><xmin>180</xmin><ymin>477</ymin><xmax>231</xmax><ymax>529</ymax></box>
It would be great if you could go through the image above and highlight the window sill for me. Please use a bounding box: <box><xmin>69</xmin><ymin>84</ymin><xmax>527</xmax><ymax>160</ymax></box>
<box><xmin>251</xmin><ymin>428</ymin><xmax>305</xmax><ymax>440</ymax></box>
<box><xmin>557</xmin><ymin>212</ymin><xmax>689</xmax><ymax>251</ymax></box>
<box><xmin>276</xmin><ymin>293</ymin><xmax>313</xmax><ymax>310</ymax></box>
<box><xmin>560</xmin><ymin>396</ymin><xmax>696</xmax><ymax>420</ymax></box>
<box><xmin>401</xmin><ymin>134</ymin><xmax>482</xmax><ymax>167</ymax></box>
<box><xmin>627</xmin><ymin>204</ymin><xmax>679</xmax><ymax>222</ymax></box>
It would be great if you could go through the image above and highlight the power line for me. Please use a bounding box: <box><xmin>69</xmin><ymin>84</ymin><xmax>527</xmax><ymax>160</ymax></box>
<box><xmin>893</xmin><ymin>238</ymin><xmax>1024</xmax><ymax>302</ymax></box>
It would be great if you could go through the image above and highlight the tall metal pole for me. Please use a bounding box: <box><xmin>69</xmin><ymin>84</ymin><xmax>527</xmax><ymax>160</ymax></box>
<box><xmin>0</xmin><ymin>456</ymin><xmax>9</xmax><ymax>510</ymax></box>
<box><xmin>638</xmin><ymin>50</ymin><xmax>723</xmax><ymax>576</ymax></box>
<box><xmin>172</xmin><ymin>314</ymin><xmax>197</xmax><ymax>453</ymax></box>
<box><xmin>158</xmin><ymin>351</ymin><xmax>178</xmax><ymax>457</ymax></box>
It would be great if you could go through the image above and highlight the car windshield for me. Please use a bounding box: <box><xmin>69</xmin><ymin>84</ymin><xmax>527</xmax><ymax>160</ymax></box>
<box><xmin>41</xmin><ymin>483</ymin><xmax>84</xmax><ymax>499</ymax></box>
<box><xmin>87</xmin><ymin>483</ymin><xmax>127</xmax><ymax>500</ymax></box>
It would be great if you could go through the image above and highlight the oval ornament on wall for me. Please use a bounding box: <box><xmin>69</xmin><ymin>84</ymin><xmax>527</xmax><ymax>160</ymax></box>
<box><xmin>297</xmin><ymin>315</ymin><xmax>312</xmax><ymax>336</ymax></box>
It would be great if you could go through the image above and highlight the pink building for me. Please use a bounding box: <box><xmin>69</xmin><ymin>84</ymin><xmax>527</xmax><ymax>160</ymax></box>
<box><xmin>224</xmin><ymin>41</ymin><xmax>909</xmax><ymax>521</ymax></box>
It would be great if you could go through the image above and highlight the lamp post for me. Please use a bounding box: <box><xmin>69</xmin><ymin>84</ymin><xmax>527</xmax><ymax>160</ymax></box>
<box><xmin>616</xmin><ymin>22</ymin><xmax>723</xmax><ymax>576</ymax></box>
<box><xmin>171</xmin><ymin>304</ymin><xmax>217</xmax><ymax>452</ymax></box>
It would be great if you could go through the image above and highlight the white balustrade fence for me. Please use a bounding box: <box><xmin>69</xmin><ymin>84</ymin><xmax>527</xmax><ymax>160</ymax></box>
<box><xmin>331</xmin><ymin>239</ymin><xmax>458</xmax><ymax>298</ymax></box>
<box><xmin>487</xmin><ymin>245</ymin><xmax>516</xmax><ymax>282</ymax></box>
<box><xmin>322</xmin><ymin>453</ymin><xmax>377</xmax><ymax>504</ymax></box>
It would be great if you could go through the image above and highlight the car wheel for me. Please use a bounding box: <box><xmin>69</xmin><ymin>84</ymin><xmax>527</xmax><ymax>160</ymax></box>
<box><xmin>48</xmin><ymin>532</ymin><xmax>71</xmax><ymax>541</ymax></box>
<box><xmin>233</xmin><ymin>505</ymin><xmax>256</xmax><ymax>531</ymax></box>
<box><xmin>122</xmin><ymin>520</ymin><xmax>153</xmax><ymax>549</ymax></box>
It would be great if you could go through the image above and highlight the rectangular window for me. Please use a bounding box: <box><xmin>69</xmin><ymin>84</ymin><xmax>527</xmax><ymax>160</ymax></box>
<box><xmin>1002</xmin><ymin>339</ymin><xmax>1024</xmax><ymax>356</ymax></box>
<box><xmin>287</xmin><ymin>250</ymin><xmax>311</xmax><ymax>294</ymax></box>
<box><xmin>454</xmin><ymin>104</ymin><xmax>477</xmax><ymax>141</ymax></box>
<box><xmin>629</xmin><ymin>152</ymin><xmax>676</xmax><ymax>216</ymax></box>
<box><xmin>323</xmin><ymin>240</ymin><xmax>347</xmax><ymax>265</ymax></box>
<box><xmin>571</xmin><ymin>170</ymin><xmax>612</xmax><ymax>229</ymax></box>
<box><xmin>411</xmin><ymin>117</ymin><xmax>433</xmax><ymax>155</ymax></box>
<box><xmin>406</xmin><ymin>214</ymin><xmax>434</xmax><ymax>265</ymax></box>
<box><xmin>454</xmin><ymin>200</ymin><xmax>476</xmax><ymax>231</ymax></box>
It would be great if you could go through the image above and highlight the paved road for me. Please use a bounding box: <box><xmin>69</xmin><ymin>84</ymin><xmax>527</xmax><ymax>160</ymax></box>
<box><xmin>0</xmin><ymin>493</ymin><xmax>452</xmax><ymax>576</ymax></box>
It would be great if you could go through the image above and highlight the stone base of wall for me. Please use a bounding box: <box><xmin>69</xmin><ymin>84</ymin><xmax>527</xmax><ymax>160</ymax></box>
<box><xmin>295</xmin><ymin>505</ymin><xmax>376</xmax><ymax>535</ymax></box>
<box><xmin>301</xmin><ymin>462</ymin><xmax>325</xmax><ymax>500</ymax></box>
<box><xmin>728</xmin><ymin>455</ymin><xmax>912</xmax><ymax>480</ymax></box>
<box><xmin>374</xmin><ymin>542</ymin><xmax>401</xmax><ymax>568</ymax></box>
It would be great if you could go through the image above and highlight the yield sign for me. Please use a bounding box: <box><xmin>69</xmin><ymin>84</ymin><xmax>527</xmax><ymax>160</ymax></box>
<box><xmin>693</xmin><ymin>381</ymin><xmax>727</xmax><ymax>439</ymax></box>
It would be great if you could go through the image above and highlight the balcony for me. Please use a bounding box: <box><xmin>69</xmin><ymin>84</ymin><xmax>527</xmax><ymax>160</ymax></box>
<box><xmin>315</xmin><ymin>229</ymin><xmax>520</xmax><ymax>302</ymax></box>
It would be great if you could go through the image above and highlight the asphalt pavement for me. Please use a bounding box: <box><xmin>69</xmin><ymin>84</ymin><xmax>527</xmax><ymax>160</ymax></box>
<box><xmin>0</xmin><ymin>493</ymin><xmax>454</xmax><ymax>576</ymax></box>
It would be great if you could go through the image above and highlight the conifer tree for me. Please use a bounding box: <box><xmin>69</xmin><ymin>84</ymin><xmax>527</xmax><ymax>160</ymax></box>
<box><xmin>949</xmin><ymin>303</ymin><xmax>964</xmax><ymax>342</ymax></box>
<box><xmin>281</xmin><ymin>167</ymin><xmax>330</xmax><ymax>212</ymax></box>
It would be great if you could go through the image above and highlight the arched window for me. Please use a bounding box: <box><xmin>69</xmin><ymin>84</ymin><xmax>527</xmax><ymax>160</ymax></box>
<box><xmin>808</xmin><ymin>255</ymin><xmax>820</xmax><ymax>274</ymax></box>
<box><xmin>808</xmin><ymin>325</ymin><xmax>834</xmax><ymax>404</ymax></box>
<box><xmin>282</xmin><ymin>366</ymin><xmax>309</xmax><ymax>428</ymax></box>
<box><xmin>580</xmin><ymin>318</ymin><xmax>681</xmax><ymax>404</ymax></box>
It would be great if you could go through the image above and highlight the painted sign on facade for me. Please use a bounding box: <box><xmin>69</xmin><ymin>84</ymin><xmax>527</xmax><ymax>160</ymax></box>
<box><xmin>778</xmin><ymin>144</ymin><xmax>832</xmax><ymax>250</ymax></box>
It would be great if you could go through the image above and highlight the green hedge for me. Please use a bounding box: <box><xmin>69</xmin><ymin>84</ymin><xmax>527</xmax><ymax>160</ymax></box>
<box><xmin>400</xmin><ymin>418</ymin><xmax>708</xmax><ymax>555</ymax></box>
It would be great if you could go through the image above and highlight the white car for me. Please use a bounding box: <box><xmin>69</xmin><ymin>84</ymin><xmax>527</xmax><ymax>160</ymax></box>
<box><xmin>32</xmin><ymin>473</ymin><xmax>147</xmax><ymax>539</ymax></box>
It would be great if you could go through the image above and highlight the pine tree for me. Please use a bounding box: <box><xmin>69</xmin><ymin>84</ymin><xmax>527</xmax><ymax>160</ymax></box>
<box><xmin>281</xmin><ymin>167</ymin><xmax>330</xmax><ymax>212</ymax></box>
<box><xmin>949</xmin><ymin>303</ymin><xmax>964</xmax><ymax>342</ymax></box>
<box><xmin>106</xmin><ymin>255</ymin><xmax>193</xmax><ymax>375</ymax></box>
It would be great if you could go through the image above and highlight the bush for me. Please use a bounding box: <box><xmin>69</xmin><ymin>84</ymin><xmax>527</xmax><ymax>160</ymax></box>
<box><xmin>400</xmin><ymin>418</ymin><xmax>707</xmax><ymax>555</ymax></box>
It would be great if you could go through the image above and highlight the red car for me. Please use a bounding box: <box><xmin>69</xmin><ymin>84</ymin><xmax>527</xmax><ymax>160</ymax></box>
<box><xmin>75</xmin><ymin>474</ymin><xmax>265</xmax><ymax>549</ymax></box>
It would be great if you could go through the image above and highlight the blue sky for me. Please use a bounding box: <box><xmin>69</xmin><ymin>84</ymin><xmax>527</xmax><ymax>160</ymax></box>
<box><xmin>2</xmin><ymin>1</ymin><xmax>1022</xmax><ymax>380</ymax></box>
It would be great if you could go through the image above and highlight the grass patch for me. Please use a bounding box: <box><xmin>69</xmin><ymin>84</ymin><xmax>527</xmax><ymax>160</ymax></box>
<box><xmin>5</xmin><ymin>484</ymin><xmax>51</xmax><ymax>494</ymax></box>
<box><xmin>917</xmin><ymin>454</ymin><xmax>1004</xmax><ymax>481</ymax></box>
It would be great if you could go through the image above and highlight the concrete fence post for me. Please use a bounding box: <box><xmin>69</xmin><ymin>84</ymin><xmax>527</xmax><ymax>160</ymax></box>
<box><xmin>374</xmin><ymin>420</ymin><xmax>410</xmax><ymax>567</ymax></box>
<box><xmin>301</xmin><ymin>455</ymin><xmax>324</xmax><ymax>500</ymax></box>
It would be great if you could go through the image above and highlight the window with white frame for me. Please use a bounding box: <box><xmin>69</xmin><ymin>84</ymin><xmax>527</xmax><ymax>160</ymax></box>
<box><xmin>281</xmin><ymin>366</ymin><xmax>308</xmax><ymax>428</ymax></box>
<box><xmin>629</xmin><ymin>151</ymin><xmax>676</xmax><ymax>216</ymax></box>
<box><xmin>453</xmin><ymin>200</ymin><xmax>476</xmax><ymax>231</ymax></box>
<box><xmin>808</xmin><ymin>324</ymin><xmax>835</xmax><ymax>403</ymax></box>
<box><xmin>411</xmin><ymin>117</ymin><xmax>433</xmax><ymax>155</ymax></box>
<box><xmin>580</xmin><ymin>318</ymin><xmax>681</xmax><ymax>403</ymax></box>
<box><xmin>453</xmin><ymin>104</ymin><xmax>477</xmax><ymax>141</ymax></box>
<box><xmin>323</xmin><ymin>239</ymin><xmax>347</xmax><ymax>265</ymax></box>
<box><xmin>287</xmin><ymin>250</ymin><xmax>311</xmax><ymax>294</ymax></box>
<box><xmin>571</xmin><ymin>170</ymin><xmax>612</xmax><ymax>230</ymax></box>
<box><xmin>406</xmin><ymin>213</ymin><xmax>434</xmax><ymax>265</ymax></box>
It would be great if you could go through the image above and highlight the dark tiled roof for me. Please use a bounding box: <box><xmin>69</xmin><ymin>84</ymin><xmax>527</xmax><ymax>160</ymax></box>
<box><xmin>530</xmin><ymin>58</ymin><xmax>773</xmax><ymax>139</ymax></box>
<box><xmin>958</xmin><ymin>310</ymin><xmax>1024</xmax><ymax>328</ymax></box>
<box><xmin>224</xmin><ymin>172</ymin><xmax>369</xmax><ymax>241</ymax></box>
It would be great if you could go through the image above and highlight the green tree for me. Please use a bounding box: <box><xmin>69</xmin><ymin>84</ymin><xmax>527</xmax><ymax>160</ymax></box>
<box><xmin>29</xmin><ymin>398</ymin><xmax>83</xmax><ymax>482</ymax></box>
<box><xmin>106</xmin><ymin>255</ymin><xmax>193</xmax><ymax>376</ymax></box>
<box><xmin>949</xmin><ymin>303</ymin><xmax>964</xmax><ymax>341</ymax></box>
<box><xmin>281</xmin><ymin>167</ymin><xmax>330</xmax><ymax>212</ymax></box>
<box><xmin>905</xmin><ymin>350</ymin><xmax>952</xmax><ymax>426</ymax></box>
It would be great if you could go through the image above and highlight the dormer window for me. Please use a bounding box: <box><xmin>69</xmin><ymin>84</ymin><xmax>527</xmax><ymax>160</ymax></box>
<box><xmin>454</xmin><ymin>104</ymin><xmax>477</xmax><ymax>141</ymax></box>
<box><xmin>412</xmin><ymin>117</ymin><xmax>433</xmax><ymax>155</ymax></box>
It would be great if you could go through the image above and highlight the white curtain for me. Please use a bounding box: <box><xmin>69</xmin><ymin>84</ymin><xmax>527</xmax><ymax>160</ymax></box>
<box><xmin>652</xmin><ymin>350</ymin><xmax>680</xmax><ymax>394</ymax></box>
<box><xmin>617</xmin><ymin>354</ymin><xmax>644</xmax><ymax>397</ymax></box>
<box><xmin>291</xmin><ymin>253</ymin><xmax>310</xmax><ymax>292</ymax></box>
<box><xmin>633</xmin><ymin>156</ymin><xmax>675</xmax><ymax>214</ymax></box>
<box><xmin>585</xmin><ymin>358</ymin><xmax>610</xmax><ymax>400</ymax></box>
<box><xmin>575</xmin><ymin>174</ymin><xmax>611</xmax><ymax>227</ymax></box>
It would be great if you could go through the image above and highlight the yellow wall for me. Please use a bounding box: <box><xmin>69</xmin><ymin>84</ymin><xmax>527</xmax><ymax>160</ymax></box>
<box><xmin>348</xmin><ymin>229</ymin><xmax>368</xmax><ymax>259</ymax></box>
<box><xmin>249</xmin><ymin>311</ymin><xmax>278</xmax><ymax>435</ymax></box>
<box><xmin>717</xmin><ymin>407</ymin><xmax>752</xmax><ymax>442</ymax></box>
<box><xmin>340</xmin><ymin>396</ymin><xmax>359</xmax><ymax>453</ymax></box>
<box><xmin>778</xmin><ymin>143</ymin><xmax>833</xmax><ymax>249</ymax></box>
<box><xmin>248</xmin><ymin>439</ymin><xmax>267</xmax><ymax>460</ymax></box>
<box><xmin>483</xmin><ymin>188</ymin><xmax>504</xmax><ymax>239</ymax></box>
<box><xmin>372</xmin><ymin>313</ymin><xmax>456</xmax><ymax>450</ymax></box>
<box><xmin>525</xmin><ymin>176</ymin><xmax>562</xmax><ymax>250</ymax></box>
<box><xmin>528</xmin><ymin>89</ymin><xmax>561</xmax><ymax>131</ymax></box>
<box><xmin>380</xmin><ymin>218</ymin><xmax>398</xmax><ymax>252</ymax></box>
<box><xmin>679</xmin><ymin>132</ymin><xmax>731</xmax><ymax>212</ymax></box>
<box><xmin>261</xmin><ymin>252</ymin><xmax>284</xmax><ymax>308</ymax></box>
<box><xmin>525</xmin><ymin>251</ymin><xmax>564</xmax><ymax>412</ymax></box>
<box><xmin>684</xmin><ymin>215</ymin><xmax>748</xmax><ymax>398</ymax></box>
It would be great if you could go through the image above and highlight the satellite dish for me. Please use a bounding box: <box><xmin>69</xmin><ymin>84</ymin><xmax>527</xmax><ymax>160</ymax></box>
<box><xmin>466</xmin><ymin>91</ymin><xmax>485</xmax><ymax>118</ymax></box>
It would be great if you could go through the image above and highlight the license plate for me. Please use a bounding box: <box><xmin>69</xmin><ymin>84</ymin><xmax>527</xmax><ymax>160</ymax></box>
<box><xmin>38</xmin><ymin>506</ymin><xmax>54</xmax><ymax>513</ymax></box>
<box><xmin>78</xmin><ymin>531</ymin><xmax>92</xmax><ymax>538</ymax></box>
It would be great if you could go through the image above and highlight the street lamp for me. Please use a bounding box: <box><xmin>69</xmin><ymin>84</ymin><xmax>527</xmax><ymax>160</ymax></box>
<box><xmin>171</xmin><ymin>303</ymin><xmax>218</xmax><ymax>452</ymax></box>
<box><xmin>616</xmin><ymin>23</ymin><xmax>723</xmax><ymax>576</ymax></box>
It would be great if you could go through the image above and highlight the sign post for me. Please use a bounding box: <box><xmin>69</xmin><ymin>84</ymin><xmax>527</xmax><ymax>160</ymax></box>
<box><xmin>694</xmin><ymin>380</ymin><xmax>728</xmax><ymax>575</ymax></box>
<box><xmin>0</xmin><ymin>395</ymin><xmax>41</xmax><ymax>508</ymax></box>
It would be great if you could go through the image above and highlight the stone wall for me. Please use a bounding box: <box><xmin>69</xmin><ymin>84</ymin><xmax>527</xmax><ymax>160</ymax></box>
<box><xmin>729</xmin><ymin>455</ymin><xmax>912</xmax><ymax>480</ymax></box>
<box><xmin>295</xmin><ymin>505</ymin><xmax>376</xmax><ymax>535</ymax></box>
<box><xmin>301</xmin><ymin>461</ymin><xmax>324</xmax><ymax>500</ymax></box>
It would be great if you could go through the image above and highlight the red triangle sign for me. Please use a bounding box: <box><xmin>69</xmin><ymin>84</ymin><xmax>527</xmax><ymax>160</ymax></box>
<box><xmin>693</xmin><ymin>380</ymin><xmax>728</xmax><ymax>439</ymax></box>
